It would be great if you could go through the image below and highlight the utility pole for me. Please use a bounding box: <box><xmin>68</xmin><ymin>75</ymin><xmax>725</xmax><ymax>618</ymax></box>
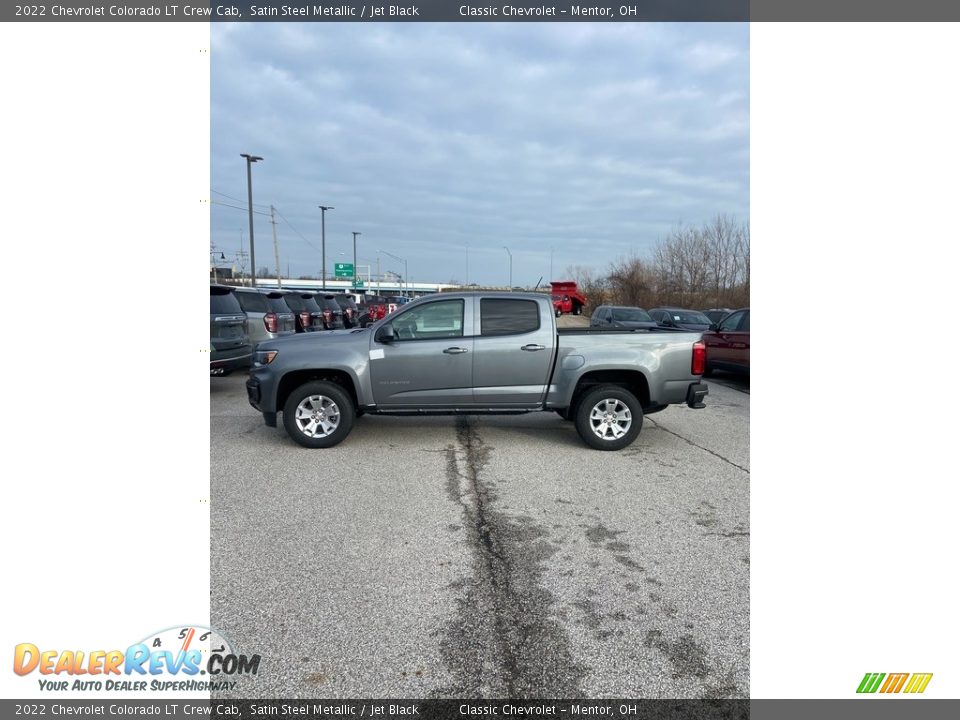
<box><xmin>352</xmin><ymin>231</ymin><xmax>361</xmax><ymax>290</ymax></box>
<box><xmin>503</xmin><ymin>246</ymin><xmax>513</xmax><ymax>288</ymax></box>
<box><xmin>270</xmin><ymin>205</ymin><xmax>282</xmax><ymax>288</ymax></box>
<box><xmin>377</xmin><ymin>254</ymin><xmax>381</xmax><ymax>294</ymax></box>
<box><xmin>466</xmin><ymin>245</ymin><xmax>469</xmax><ymax>286</ymax></box>
<box><xmin>240</xmin><ymin>153</ymin><xmax>263</xmax><ymax>287</ymax></box>
<box><xmin>319</xmin><ymin>205</ymin><xmax>333</xmax><ymax>290</ymax></box>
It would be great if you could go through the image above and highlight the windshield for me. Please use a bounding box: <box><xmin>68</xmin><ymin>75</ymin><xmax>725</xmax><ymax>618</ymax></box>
<box><xmin>669</xmin><ymin>311</ymin><xmax>711</xmax><ymax>324</ymax></box>
<box><xmin>612</xmin><ymin>308</ymin><xmax>652</xmax><ymax>322</ymax></box>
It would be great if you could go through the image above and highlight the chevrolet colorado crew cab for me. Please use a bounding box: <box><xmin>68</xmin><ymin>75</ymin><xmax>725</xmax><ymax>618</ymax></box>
<box><xmin>246</xmin><ymin>293</ymin><xmax>708</xmax><ymax>451</ymax></box>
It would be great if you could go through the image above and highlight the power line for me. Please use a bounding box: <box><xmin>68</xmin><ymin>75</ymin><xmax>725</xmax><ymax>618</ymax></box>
<box><xmin>210</xmin><ymin>188</ymin><xmax>270</xmax><ymax>209</ymax></box>
<box><xmin>210</xmin><ymin>199</ymin><xmax>270</xmax><ymax>216</ymax></box>
<box><xmin>273</xmin><ymin>207</ymin><xmax>322</xmax><ymax>253</ymax></box>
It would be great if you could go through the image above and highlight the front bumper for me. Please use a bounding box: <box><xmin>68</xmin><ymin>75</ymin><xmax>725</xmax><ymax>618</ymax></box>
<box><xmin>246</xmin><ymin>376</ymin><xmax>278</xmax><ymax>427</ymax></box>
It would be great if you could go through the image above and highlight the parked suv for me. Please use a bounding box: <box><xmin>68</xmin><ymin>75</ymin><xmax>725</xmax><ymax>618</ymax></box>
<box><xmin>314</xmin><ymin>294</ymin><xmax>345</xmax><ymax>330</ymax></box>
<box><xmin>649</xmin><ymin>307</ymin><xmax>712</xmax><ymax>332</ymax></box>
<box><xmin>282</xmin><ymin>291</ymin><xmax>325</xmax><ymax>332</ymax></box>
<box><xmin>210</xmin><ymin>285</ymin><xmax>252</xmax><ymax>376</ymax></box>
<box><xmin>334</xmin><ymin>294</ymin><xmax>360</xmax><ymax>328</ymax></box>
<box><xmin>590</xmin><ymin>305</ymin><xmax>657</xmax><ymax>329</ymax></box>
<box><xmin>234</xmin><ymin>287</ymin><xmax>296</xmax><ymax>346</ymax></box>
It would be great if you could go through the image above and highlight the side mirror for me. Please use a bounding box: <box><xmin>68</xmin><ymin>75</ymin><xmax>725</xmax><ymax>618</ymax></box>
<box><xmin>709</xmin><ymin>323</ymin><xmax>719</xmax><ymax>331</ymax></box>
<box><xmin>375</xmin><ymin>324</ymin><xmax>395</xmax><ymax>343</ymax></box>
<box><xmin>605</xmin><ymin>317</ymin><xmax>613</xmax><ymax>324</ymax></box>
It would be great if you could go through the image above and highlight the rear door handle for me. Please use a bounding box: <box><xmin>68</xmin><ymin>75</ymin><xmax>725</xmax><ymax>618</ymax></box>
<box><xmin>443</xmin><ymin>347</ymin><xmax>469</xmax><ymax>354</ymax></box>
<box><xmin>521</xmin><ymin>344</ymin><xmax>546</xmax><ymax>351</ymax></box>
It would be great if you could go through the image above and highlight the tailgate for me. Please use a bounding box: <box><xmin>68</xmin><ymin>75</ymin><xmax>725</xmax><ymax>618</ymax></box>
<box><xmin>211</xmin><ymin>314</ymin><xmax>248</xmax><ymax>351</ymax></box>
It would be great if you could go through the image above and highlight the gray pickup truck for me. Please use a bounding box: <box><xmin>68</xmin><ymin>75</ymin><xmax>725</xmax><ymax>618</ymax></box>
<box><xmin>246</xmin><ymin>292</ymin><xmax>708</xmax><ymax>451</ymax></box>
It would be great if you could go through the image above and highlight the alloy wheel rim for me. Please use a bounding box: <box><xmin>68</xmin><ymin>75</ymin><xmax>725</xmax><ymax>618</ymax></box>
<box><xmin>294</xmin><ymin>395</ymin><xmax>341</xmax><ymax>438</ymax></box>
<box><xmin>589</xmin><ymin>398</ymin><xmax>632</xmax><ymax>440</ymax></box>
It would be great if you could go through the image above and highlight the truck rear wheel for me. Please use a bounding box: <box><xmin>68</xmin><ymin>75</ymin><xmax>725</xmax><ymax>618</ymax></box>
<box><xmin>574</xmin><ymin>385</ymin><xmax>642</xmax><ymax>451</ymax></box>
<box><xmin>282</xmin><ymin>380</ymin><xmax>355</xmax><ymax>448</ymax></box>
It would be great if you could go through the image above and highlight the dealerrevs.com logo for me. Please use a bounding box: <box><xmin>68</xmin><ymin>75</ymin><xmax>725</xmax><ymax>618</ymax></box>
<box><xmin>13</xmin><ymin>626</ymin><xmax>260</xmax><ymax>692</ymax></box>
<box><xmin>857</xmin><ymin>672</ymin><xmax>933</xmax><ymax>694</ymax></box>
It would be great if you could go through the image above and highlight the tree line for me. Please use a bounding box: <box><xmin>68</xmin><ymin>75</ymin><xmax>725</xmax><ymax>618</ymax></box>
<box><xmin>566</xmin><ymin>215</ymin><xmax>750</xmax><ymax>312</ymax></box>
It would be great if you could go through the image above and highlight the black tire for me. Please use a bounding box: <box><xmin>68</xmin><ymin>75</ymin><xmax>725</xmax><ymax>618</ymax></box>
<box><xmin>282</xmin><ymin>380</ymin><xmax>355</xmax><ymax>448</ymax></box>
<box><xmin>573</xmin><ymin>303</ymin><xmax>582</xmax><ymax>316</ymax></box>
<box><xmin>555</xmin><ymin>308</ymin><xmax>562</xmax><ymax>318</ymax></box>
<box><xmin>574</xmin><ymin>385</ymin><xmax>643</xmax><ymax>451</ymax></box>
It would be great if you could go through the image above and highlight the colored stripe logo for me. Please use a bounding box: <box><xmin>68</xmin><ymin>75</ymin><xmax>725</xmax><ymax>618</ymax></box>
<box><xmin>857</xmin><ymin>672</ymin><xmax>932</xmax><ymax>694</ymax></box>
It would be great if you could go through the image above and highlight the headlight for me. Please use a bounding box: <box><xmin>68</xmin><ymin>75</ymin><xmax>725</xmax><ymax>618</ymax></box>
<box><xmin>254</xmin><ymin>349</ymin><xmax>278</xmax><ymax>366</ymax></box>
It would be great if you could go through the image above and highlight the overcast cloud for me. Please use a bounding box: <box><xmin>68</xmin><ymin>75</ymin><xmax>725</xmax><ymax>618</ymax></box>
<box><xmin>211</xmin><ymin>23</ymin><xmax>748</xmax><ymax>286</ymax></box>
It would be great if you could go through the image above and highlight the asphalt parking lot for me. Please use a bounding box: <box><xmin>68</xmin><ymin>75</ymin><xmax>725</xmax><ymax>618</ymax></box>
<box><xmin>210</xmin><ymin>368</ymin><xmax>749</xmax><ymax>699</ymax></box>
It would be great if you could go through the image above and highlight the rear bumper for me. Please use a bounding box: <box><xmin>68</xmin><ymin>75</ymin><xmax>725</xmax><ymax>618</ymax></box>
<box><xmin>210</xmin><ymin>345</ymin><xmax>252</xmax><ymax>375</ymax></box>
<box><xmin>686</xmin><ymin>382</ymin><xmax>709</xmax><ymax>409</ymax></box>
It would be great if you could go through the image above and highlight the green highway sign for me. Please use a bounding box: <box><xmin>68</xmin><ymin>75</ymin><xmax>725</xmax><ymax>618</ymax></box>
<box><xmin>352</xmin><ymin>280</ymin><xmax>365</xmax><ymax>288</ymax></box>
<box><xmin>334</xmin><ymin>263</ymin><xmax>355</xmax><ymax>278</ymax></box>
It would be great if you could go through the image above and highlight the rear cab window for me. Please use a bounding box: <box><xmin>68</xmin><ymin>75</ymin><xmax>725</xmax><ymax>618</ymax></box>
<box><xmin>480</xmin><ymin>298</ymin><xmax>540</xmax><ymax>336</ymax></box>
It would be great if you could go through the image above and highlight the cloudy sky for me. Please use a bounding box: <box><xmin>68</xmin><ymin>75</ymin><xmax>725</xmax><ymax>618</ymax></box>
<box><xmin>211</xmin><ymin>23</ymin><xmax>748</xmax><ymax>286</ymax></box>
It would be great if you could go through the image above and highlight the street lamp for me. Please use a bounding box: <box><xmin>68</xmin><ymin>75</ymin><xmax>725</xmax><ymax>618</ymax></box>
<box><xmin>319</xmin><ymin>205</ymin><xmax>334</xmax><ymax>289</ymax></box>
<box><xmin>240</xmin><ymin>153</ymin><xmax>262</xmax><ymax>287</ymax></box>
<box><xmin>503</xmin><ymin>246</ymin><xmax>513</xmax><ymax>288</ymax></box>
<box><xmin>352</xmin><ymin>232</ymin><xmax>361</xmax><ymax>290</ymax></box>
<box><xmin>379</xmin><ymin>249</ymin><xmax>408</xmax><ymax>296</ymax></box>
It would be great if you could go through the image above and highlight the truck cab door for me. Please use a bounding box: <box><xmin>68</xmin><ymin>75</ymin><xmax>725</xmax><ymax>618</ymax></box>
<box><xmin>472</xmin><ymin>297</ymin><xmax>554</xmax><ymax>407</ymax></box>
<box><xmin>369</xmin><ymin>298</ymin><xmax>475</xmax><ymax>408</ymax></box>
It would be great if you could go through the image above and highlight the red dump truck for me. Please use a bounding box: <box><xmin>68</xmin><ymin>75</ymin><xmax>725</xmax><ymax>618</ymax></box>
<box><xmin>550</xmin><ymin>281</ymin><xmax>588</xmax><ymax>317</ymax></box>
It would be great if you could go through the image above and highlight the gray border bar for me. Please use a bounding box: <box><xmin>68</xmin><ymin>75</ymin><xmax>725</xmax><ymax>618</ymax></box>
<box><xmin>7</xmin><ymin>0</ymin><xmax>960</xmax><ymax>22</ymax></box>
<box><xmin>2</xmin><ymin>700</ymin><xmax>959</xmax><ymax>719</ymax></box>
<box><xmin>5</xmin><ymin>1</ymin><xmax>747</xmax><ymax>23</ymax></box>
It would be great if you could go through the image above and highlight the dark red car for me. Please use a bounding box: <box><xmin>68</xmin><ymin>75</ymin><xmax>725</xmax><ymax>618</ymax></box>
<box><xmin>357</xmin><ymin>295</ymin><xmax>389</xmax><ymax>327</ymax></box>
<box><xmin>701</xmin><ymin>307</ymin><xmax>749</xmax><ymax>376</ymax></box>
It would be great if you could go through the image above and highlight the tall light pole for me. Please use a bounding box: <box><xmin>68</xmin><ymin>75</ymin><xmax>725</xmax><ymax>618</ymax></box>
<box><xmin>240</xmin><ymin>154</ymin><xmax>262</xmax><ymax>287</ymax></box>
<box><xmin>503</xmin><ymin>246</ymin><xmax>513</xmax><ymax>288</ymax></box>
<box><xmin>379</xmin><ymin>249</ymin><xmax>408</xmax><ymax>296</ymax></box>
<box><xmin>352</xmin><ymin>231</ymin><xmax>361</xmax><ymax>290</ymax></box>
<box><xmin>550</xmin><ymin>246</ymin><xmax>554</xmax><ymax>281</ymax></box>
<box><xmin>465</xmin><ymin>245</ymin><xmax>469</xmax><ymax>286</ymax></box>
<box><xmin>319</xmin><ymin>205</ymin><xmax>334</xmax><ymax>289</ymax></box>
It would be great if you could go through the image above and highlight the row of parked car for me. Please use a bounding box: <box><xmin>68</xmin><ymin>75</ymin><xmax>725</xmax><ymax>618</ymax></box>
<box><xmin>210</xmin><ymin>284</ymin><xmax>409</xmax><ymax>375</ymax></box>
<box><xmin>589</xmin><ymin>304</ymin><xmax>750</xmax><ymax>376</ymax></box>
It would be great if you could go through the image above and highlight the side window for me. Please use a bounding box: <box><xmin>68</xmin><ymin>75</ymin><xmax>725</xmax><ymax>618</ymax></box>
<box><xmin>739</xmin><ymin>311</ymin><xmax>749</xmax><ymax>332</ymax></box>
<box><xmin>393</xmin><ymin>300</ymin><xmax>464</xmax><ymax>340</ymax></box>
<box><xmin>719</xmin><ymin>311</ymin><xmax>744</xmax><ymax>332</ymax></box>
<box><xmin>480</xmin><ymin>299</ymin><xmax>540</xmax><ymax>336</ymax></box>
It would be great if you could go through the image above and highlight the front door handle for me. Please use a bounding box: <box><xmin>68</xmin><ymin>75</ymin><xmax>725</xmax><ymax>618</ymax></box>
<box><xmin>443</xmin><ymin>347</ymin><xmax>468</xmax><ymax>354</ymax></box>
<box><xmin>521</xmin><ymin>344</ymin><xmax>546</xmax><ymax>351</ymax></box>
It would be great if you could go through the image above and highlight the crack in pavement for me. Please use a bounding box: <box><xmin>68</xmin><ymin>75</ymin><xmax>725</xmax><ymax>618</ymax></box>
<box><xmin>646</xmin><ymin>418</ymin><xmax>750</xmax><ymax>474</ymax></box>
<box><xmin>437</xmin><ymin>416</ymin><xmax>585</xmax><ymax>698</ymax></box>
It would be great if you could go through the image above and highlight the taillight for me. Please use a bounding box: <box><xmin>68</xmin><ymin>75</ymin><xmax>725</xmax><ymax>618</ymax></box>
<box><xmin>300</xmin><ymin>310</ymin><xmax>311</xmax><ymax>328</ymax></box>
<box><xmin>264</xmin><ymin>312</ymin><xmax>278</xmax><ymax>333</ymax></box>
<box><xmin>692</xmin><ymin>341</ymin><xmax>706</xmax><ymax>375</ymax></box>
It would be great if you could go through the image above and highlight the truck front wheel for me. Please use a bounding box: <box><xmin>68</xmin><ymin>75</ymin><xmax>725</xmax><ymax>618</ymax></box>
<box><xmin>574</xmin><ymin>385</ymin><xmax>643</xmax><ymax>451</ymax></box>
<box><xmin>282</xmin><ymin>380</ymin><xmax>355</xmax><ymax>448</ymax></box>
